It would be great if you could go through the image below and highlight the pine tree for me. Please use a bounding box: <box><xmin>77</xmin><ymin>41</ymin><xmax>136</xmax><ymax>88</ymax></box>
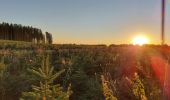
<box><xmin>132</xmin><ymin>73</ymin><xmax>147</xmax><ymax>100</ymax></box>
<box><xmin>45</xmin><ymin>32</ymin><xmax>53</xmax><ymax>44</ymax></box>
<box><xmin>21</xmin><ymin>55</ymin><xmax>72</xmax><ymax>100</ymax></box>
<box><xmin>101</xmin><ymin>75</ymin><xmax>117</xmax><ymax>100</ymax></box>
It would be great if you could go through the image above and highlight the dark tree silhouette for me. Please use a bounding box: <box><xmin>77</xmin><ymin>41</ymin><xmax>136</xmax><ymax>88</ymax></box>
<box><xmin>0</xmin><ymin>22</ymin><xmax>53</xmax><ymax>44</ymax></box>
<box><xmin>45</xmin><ymin>32</ymin><xmax>53</xmax><ymax>44</ymax></box>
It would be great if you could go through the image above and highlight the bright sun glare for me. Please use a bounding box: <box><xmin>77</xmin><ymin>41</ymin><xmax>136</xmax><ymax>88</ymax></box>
<box><xmin>132</xmin><ymin>35</ymin><xmax>149</xmax><ymax>46</ymax></box>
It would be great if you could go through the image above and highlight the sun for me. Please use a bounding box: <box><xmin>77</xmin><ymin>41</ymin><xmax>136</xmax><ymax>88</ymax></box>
<box><xmin>132</xmin><ymin>35</ymin><xmax>149</xmax><ymax>46</ymax></box>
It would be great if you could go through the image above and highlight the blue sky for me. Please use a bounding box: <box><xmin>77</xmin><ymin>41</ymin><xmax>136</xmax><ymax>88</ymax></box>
<box><xmin>0</xmin><ymin>0</ymin><xmax>170</xmax><ymax>44</ymax></box>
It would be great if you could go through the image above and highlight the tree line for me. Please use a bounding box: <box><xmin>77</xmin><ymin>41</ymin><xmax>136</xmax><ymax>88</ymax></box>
<box><xmin>0</xmin><ymin>22</ymin><xmax>53</xmax><ymax>44</ymax></box>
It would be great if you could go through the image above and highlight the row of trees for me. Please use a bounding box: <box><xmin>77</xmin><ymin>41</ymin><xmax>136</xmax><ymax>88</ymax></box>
<box><xmin>0</xmin><ymin>22</ymin><xmax>53</xmax><ymax>44</ymax></box>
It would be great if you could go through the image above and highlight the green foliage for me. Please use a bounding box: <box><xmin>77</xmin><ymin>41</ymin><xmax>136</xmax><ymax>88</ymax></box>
<box><xmin>0</xmin><ymin>44</ymin><xmax>167</xmax><ymax>100</ymax></box>
<box><xmin>70</xmin><ymin>68</ymin><xmax>103</xmax><ymax>100</ymax></box>
<box><xmin>101</xmin><ymin>75</ymin><xmax>117</xmax><ymax>100</ymax></box>
<box><xmin>132</xmin><ymin>73</ymin><xmax>147</xmax><ymax>100</ymax></box>
<box><xmin>21</xmin><ymin>55</ymin><xmax>71</xmax><ymax>100</ymax></box>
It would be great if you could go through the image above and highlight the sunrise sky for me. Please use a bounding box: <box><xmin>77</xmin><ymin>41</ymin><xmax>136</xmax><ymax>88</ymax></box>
<box><xmin>0</xmin><ymin>0</ymin><xmax>170</xmax><ymax>45</ymax></box>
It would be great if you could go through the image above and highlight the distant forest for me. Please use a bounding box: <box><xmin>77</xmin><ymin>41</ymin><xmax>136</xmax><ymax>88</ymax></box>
<box><xmin>0</xmin><ymin>22</ymin><xmax>53</xmax><ymax>44</ymax></box>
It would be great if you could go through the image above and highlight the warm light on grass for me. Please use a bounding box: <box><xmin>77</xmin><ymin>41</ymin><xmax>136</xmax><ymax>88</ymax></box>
<box><xmin>132</xmin><ymin>35</ymin><xmax>149</xmax><ymax>46</ymax></box>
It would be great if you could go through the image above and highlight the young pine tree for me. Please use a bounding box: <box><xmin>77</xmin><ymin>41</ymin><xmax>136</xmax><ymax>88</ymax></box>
<box><xmin>21</xmin><ymin>55</ymin><xmax>72</xmax><ymax>100</ymax></box>
<box><xmin>132</xmin><ymin>73</ymin><xmax>147</xmax><ymax>100</ymax></box>
<box><xmin>101</xmin><ymin>75</ymin><xmax>117</xmax><ymax>100</ymax></box>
